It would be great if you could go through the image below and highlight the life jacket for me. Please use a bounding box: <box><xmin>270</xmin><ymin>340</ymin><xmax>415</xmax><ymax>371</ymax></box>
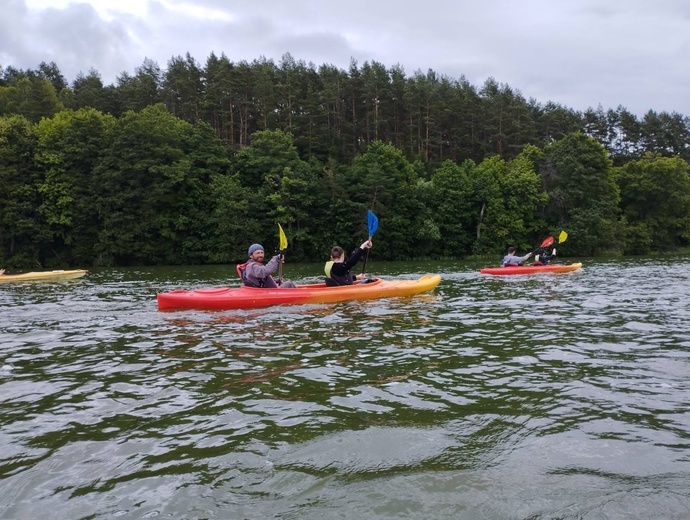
<box><xmin>324</xmin><ymin>261</ymin><xmax>339</xmax><ymax>286</ymax></box>
<box><xmin>324</xmin><ymin>261</ymin><xmax>334</xmax><ymax>278</ymax></box>
<box><xmin>324</xmin><ymin>260</ymin><xmax>357</xmax><ymax>286</ymax></box>
<box><xmin>237</xmin><ymin>260</ymin><xmax>269</xmax><ymax>287</ymax></box>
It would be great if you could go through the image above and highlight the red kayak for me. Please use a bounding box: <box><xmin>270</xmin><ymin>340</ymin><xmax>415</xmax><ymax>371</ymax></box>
<box><xmin>157</xmin><ymin>275</ymin><xmax>442</xmax><ymax>310</ymax></box>
<box><xmin>480</xmin><ymin>263</ymin><xmax>582</xmax><ymax>276</ymax></box>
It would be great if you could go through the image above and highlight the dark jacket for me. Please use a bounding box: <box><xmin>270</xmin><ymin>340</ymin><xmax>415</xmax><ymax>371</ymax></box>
<box><xmin>533</xmin><ymin>248</ymin><xmax>556</xmax><ymax>265</ymax></box>
<box><xmin>324</xmin><ymin>247</ymin><xmax>365</xmax><ymax>286</ymax></box>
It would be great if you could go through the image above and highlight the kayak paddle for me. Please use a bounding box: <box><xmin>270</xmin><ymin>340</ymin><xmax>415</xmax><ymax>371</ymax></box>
<box><xmin>361</xmin><ymin>210</ymin><xmax>379</xmax><ymax>276</ymax></box>
<box><xmin>532</xmin><ymin>236</ymin><xmax>554</xmax><ymax>254</ymax></box>
<box><xmin>278</xmin><ymin>223</ymin><xmax>288</xmax><ymax>284</ymax></box>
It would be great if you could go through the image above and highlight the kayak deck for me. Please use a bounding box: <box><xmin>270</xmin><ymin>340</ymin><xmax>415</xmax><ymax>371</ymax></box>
<box><xmin>157</xmin><ymin>274</ymin><xmax>442</xmax><ymax>310</ymax></box>
<box><xmin>480</xmin><ymin>263</ymin><xmax>582</xmax><ymax>276</ymax></box>
<box><xmin>0</xmin><ymin>269</ymin><xmax>88</xmax><ymax>283</ymax></box>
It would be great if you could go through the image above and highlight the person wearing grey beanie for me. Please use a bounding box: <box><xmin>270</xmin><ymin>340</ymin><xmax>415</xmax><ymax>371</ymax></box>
<box><xmin>239</xmin><ymin>243</ymin><xmax>296</xmax><ymax>288</ymax></box>
<box><xmin>248</xmin><ymin>243</ymin><xmax>264</xmax><ymax>256</ymax></box>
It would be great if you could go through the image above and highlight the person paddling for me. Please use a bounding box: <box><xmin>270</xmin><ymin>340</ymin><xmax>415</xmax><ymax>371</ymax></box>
<box><xmin>324</xmin><ymin>240</ymin><xmax>372</xmax><ymax>286</ymax></box>
<box><xmin>239</xmin><ymin>244</ymin><xmax>296</xmax><ymax>288</ymax></box>
<box><xmin>532</xmin><ymin>247</ymin><xmax>557</xmax><ymax>266</ymax></box>
<box><xmin>501</xmin><ymin>246</ymin><xmax>532</xmax><ymax>267</ymax></box>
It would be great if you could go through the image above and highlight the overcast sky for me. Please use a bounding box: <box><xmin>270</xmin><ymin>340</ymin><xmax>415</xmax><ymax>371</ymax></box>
<box><xmin>3</xmin><ymin>0</ymin><xmax>690</xmax><ymax>116</ymax></box>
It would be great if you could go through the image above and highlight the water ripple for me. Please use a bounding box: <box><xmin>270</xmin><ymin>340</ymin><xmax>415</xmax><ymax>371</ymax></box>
<box><xmin>2</xmin><ymin>258</ymin><xmax>690</xmax><ymax>518</ymax></box>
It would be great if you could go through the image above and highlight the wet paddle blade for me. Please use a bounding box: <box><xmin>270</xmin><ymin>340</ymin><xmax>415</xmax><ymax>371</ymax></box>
<box><xmin>367</xmin><ymin>210</ymin><xmax>379</xmax><ymax>238</ymax></box>
<box><xmin>278</xmin><ymin>224</ymin><xmax>288</xmax><ymax>251</ymax></box>
<box><xmin>540</xmin><ymin>236</ymin><xmax>554</xmax><ymax>248</ymax></box>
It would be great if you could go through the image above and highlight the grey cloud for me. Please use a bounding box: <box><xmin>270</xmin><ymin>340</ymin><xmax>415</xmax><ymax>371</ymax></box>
<box><xmin>262</xmin><ymin>32</ymin><xmax>358</xmax><ymax>69</ymax></box>
<box><xmin>35</xmin><ymin>4</ymin><xmax>135</xmax><ymax>79</ymax></box>
<box><xmin>4</xmin><ymin>0</ymin><xmax>690</xmax><ymax>116</ymax></box>
<box><xmin>0</xmin><ymin>0</ymin><xmax>31</xmax><ymax>67</ymax></box>
<box><xmin>2</xmin><ymin>0</ymin><xmax>137</xmax><ymax>82</ymax></box>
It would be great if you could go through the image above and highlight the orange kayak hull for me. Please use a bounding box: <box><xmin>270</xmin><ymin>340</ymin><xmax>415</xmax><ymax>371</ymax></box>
<box><xmin>157</xmin><ymin>275</ymin><xmax>442</xmax><ymax>311</ymax></box>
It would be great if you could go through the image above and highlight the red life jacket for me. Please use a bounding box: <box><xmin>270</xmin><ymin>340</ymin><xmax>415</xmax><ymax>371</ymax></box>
<box><xmin>236</xmin><ymin>262</ymin><xmax>249</xmax><ymax>280</ymax></box>
<box><xmin>237</xmin><ymin>261</ymin><xmax>271</xmax><ymax>287</ymax></box>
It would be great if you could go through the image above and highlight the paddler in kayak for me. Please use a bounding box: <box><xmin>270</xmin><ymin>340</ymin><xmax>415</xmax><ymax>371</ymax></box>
<box><xmin>532</xmin><ymin>247</ymin><xmax>557</xmax><ymax>266</ymax></box>
<box><xmin>325</xmin><ymin>240</ymin><xmax>372</xmax><ymax>286</ymax></box>
<box><xmin>501</xmin><ymin>246</ymin><xmax>532</xmax><ymax>267</ymax></box>
<box><xmin>240</xmin><ymin>244</ymin><xmax>297</xmax><ymax>288</ymax></box>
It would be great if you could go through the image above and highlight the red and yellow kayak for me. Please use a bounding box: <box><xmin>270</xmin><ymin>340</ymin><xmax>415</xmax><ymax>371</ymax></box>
<box><xmin>157</xmin><ymin>275</ymin><xmax>442</xmax><ymax>311</ymax></box>
<box><xmin>480</xmin><ymin>263</ymin><xmax>582</xmax><ymax>276</ymax></box>
<box><xmin>0</xmin><ymin>269</ymin><xmax>88</xmax><ymax>283</ymax></box>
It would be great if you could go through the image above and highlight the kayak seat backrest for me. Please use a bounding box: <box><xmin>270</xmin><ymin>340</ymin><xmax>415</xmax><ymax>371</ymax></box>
<box><xmin>236</xmin><ymin>262</ymin><xmax>249</xmax><ymax>280</ymax></box>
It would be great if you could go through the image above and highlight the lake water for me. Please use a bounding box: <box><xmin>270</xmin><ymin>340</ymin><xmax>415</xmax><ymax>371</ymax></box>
<box><xmin>2</xmin><ymin>257</ymin><xmax>690</xmax><ymax>519</ymax></box>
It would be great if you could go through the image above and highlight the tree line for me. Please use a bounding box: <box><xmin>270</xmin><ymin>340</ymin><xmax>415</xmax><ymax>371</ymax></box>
<box><xmin>1</xmin><ymin>55</ymin><xmax>689</xmax><ymax>268</ymax></box>
<box><xmin>3</xmin><ymin>54</ymin><xmax>690</xmax><ymax>166</ymax></box>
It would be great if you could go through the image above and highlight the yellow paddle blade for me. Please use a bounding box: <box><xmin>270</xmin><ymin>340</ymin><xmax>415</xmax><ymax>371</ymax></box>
<box><xmin>558</xmin><ymin>230</ymin><xmax>568</xmax><ymax>243</ymax></box>
<box><xmin>278</xmin><ymin>224</ymin><xmax>288</xmax><ymax>251</ymax></box>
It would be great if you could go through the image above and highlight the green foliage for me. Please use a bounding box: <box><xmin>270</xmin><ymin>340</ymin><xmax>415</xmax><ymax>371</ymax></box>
<box><xmin>210</xmin><ymin>171</ymin><xmax>255</xmax><ymax>263</ymax></box>
<box><xmin>178</xmin><ymin>121</ymin><xmax>233</xmax><ymax>263</ymax></box>
<box><xmin>34</xmin><ymin>108</ymin><xmax>115</xmax><ymax>263</ymax></box>
<box><xmin>91</xmin><ymin>104</ymin><xmax>228</xmax><ymax>265</ymax></box>
<box><xmin>162</xmin><ymin>53</ymin><xmax>203</xmax><ymax>122</ymax></box>
<box><xmin>2</xmin><ymin>54</ymin><xmax>690</xmax><ymax>169</ymax></box>
<box><xmin>72</xmin><ymin>69</ymin><xmax>108</xmax><ymax>112</ymax></box>
<box><xmin>616</xmin><ymin>154</ymin><xmax>690</xmax><ymax>253</ymax></box>
<box><xmin>0</xmin><ymin>115</ymin><xmax>49</xmax><ymax>266</ymax></box>
<box><xmin>116</xmin><ymin>58</ymin><xmax>162</xmax><ymax>113</ymax></box>
<box><xmin>428</xmin><ymin>159</ymin><xmax>475</xmax><ymax>256</ymax></box>
<box><xmin>470</xmin><ymin>149</ymin><xmax>548</xmax><ymax>253</ymax></box>
<box><xmin>541</xmin><ymin>132</ymin><xmax>620</xmax><ymax>255</ymax></box>
<box><xmin>0</xmin><ymin>77</ymin><xmax>63</xmax><ymax>122</ymax></box>
<box><xmin>480</xmin><ymin>79</ymin><xmax>538</xmax><ymax>158</ymax></box>
<box><xmin>346</xmin><ymin>141</ymin><xmax>421</xmax><ymax>259</ymax></box>
<box><xmin>232</xmin><ymin>129</ymin><xmax>320</xmax><ymax>258</ymax></box>
<box><xmin>0</xmin><ymin>73</ymin><xmax>688</xmax><ymax>267</ymax></box>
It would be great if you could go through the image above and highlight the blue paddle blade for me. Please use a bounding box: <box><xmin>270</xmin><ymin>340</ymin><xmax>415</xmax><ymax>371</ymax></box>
<box><xmin>367</xmin><ymin>210</ymin><xmax>379</xmax><ymax>236</ymax></box>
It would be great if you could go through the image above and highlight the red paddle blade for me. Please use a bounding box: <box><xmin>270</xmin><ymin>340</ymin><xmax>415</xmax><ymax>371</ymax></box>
<box><xmin>540</xmin><ymin>236</ymin><xmax>554</xmax><ymax>248</ymax></box>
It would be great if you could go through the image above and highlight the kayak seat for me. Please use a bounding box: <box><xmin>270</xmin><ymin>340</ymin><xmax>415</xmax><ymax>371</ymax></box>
<box><xmin>236</xmin><ymin>262</ymin><xmax>249</xmax><ymax>279</ymax></box>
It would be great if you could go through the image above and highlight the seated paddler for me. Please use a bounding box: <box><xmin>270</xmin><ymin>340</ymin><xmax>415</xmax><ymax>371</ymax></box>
<box><xmin>239</xmin><ymin>243</ymin><xmax>296</xmax><ymax>288</ymax></box>
<box><xmin>501</xmin><ymin>246</ymin><xmax>532</xmax><ymax>267</ymax></box>
<box><xmin>324</xmin><ymin>240</ymin><xmax>372</xmax><ymax>286</ymax></box>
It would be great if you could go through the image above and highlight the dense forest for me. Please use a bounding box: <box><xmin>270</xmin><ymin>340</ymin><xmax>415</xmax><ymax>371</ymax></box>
<box><xmin>1</xmin><ymin>53</ymin><xmax>689</xmax><ymax>268</ymax></box>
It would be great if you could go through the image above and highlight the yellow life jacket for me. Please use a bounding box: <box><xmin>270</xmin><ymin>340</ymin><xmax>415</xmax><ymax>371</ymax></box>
<box><xmin>324</xmin><ymin>261</ymin><xmax>334</xmax><ymax>278</ymax></box>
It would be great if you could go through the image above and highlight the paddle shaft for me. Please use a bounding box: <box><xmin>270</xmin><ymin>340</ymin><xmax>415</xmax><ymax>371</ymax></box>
<box><xmin>361</xmin><ymin>209</ymin><xmax>378</xmax><ymax>276</ymax></box>
<box><xmin>361</xmin><ymin>235</ymin><xmax>372</xmax><ymax>276</ymax></box>
<box><xmin>278</xmin><ymin>252</ymin><xmax>283</xmax><ymax>283</ymax></box>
